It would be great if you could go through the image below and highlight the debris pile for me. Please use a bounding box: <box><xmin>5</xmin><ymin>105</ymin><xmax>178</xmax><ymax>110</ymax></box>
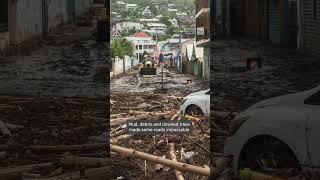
<box><xmin>0</xmin><ymin>96</ymin><xmax>108</xmax><ymax>179</ymax></box>
<box><xmin>110</xmin><ymin>90</ymin><xmax>210</xmax><ymax>179</ymax></box>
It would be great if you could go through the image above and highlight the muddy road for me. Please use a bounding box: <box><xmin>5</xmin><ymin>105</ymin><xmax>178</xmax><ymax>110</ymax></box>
<box><xmin>0</xmin><ymin>24</ymin><xmax>109</xmax><ymax>179</ymax></box>
<box><xmin>0</xmin><ymin>25</ymin><xmax>107</xmax><ymax>98</ymax></box>
<box><xmin>110</xmin><ymin>68</ymin><xmax>210</xmax><ymax>179</ymax></box>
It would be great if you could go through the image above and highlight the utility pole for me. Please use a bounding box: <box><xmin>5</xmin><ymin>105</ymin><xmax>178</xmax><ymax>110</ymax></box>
<box><xmin>178</xmin><ymin>19</ymin><xmax>182</xmax><ymax>73</ymax></box>
<box><xmin>154</xmin><ymin>27</ymin><xmax>158</xmax><ymax>65</ymax></box>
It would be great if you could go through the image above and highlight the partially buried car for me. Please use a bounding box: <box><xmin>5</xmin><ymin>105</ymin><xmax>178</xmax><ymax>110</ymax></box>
<box><xmin>180</xmin><ymin>89</ymin><xmax>210</xmax><ymax>116</ymax></box>
<box><xmin>224</xmin><ymin>85</ymin><xmax>320</xmax><ymax>175</ymax></box>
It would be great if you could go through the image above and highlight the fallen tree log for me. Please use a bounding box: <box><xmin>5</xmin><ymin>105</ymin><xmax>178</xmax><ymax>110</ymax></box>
<box><xmin>6</xmin><ymin>123</ymin><xmax>24</xmax><ymax>130</ymax></box>
<box><xmin>61</xmin><ymin>156</ymin><xmax>108</xmax><ymax>168</ymax></box>
<box><xmin>0</xmin><ymin>144</ymin><xmax>24</xmax><ymax>152</ymax></box>
<box><xmin>0</xmin><ymin>162</ymin><xmax>53</xmax><ymax>179</ymax></box>
<box><xmin>110</xmin><ymin>113</ymin><xmax>127</xmax><ymax>119</ymax></box>
<box><xmin>170</xmin><ymin>111</ymin><xmax>181</xmax><ymax>121</ymax></box>
<box><xmin>110</xmin><ymin>144</ymin><xmax>210</xmax><ymax>176</ymax></box>
<box><xmin>23</xmin><ymin>167</ymin><xmax>109</xmax><ymax>180</ymax></box>
<box><xmin>169</xmin><ymin>143</ymin><xmax>185</xmax><ymax>180</ymax></box>
<box><xmin>128</xmin><ymin>110</ymin><xmax>173</xmax><ymax>116</ymax></box>
<box><xmin>110</xmin><ymin>129</ymin><xmax>126</xmax><ymax>138</ymax></box>
<box><xmin>110</xmin><ymin>117</ymin><xmax>136</xmax><ymax>127</ymax></box>
<box><xmin>28</xmin><ymin>144</ymin><xmax>107</xmax><ymax>153</ymax></box>
<box><xmin>239</xmin><ymin>169</ymin><xmax>283</xmax><ymax>180</ymax></box>
<box><xmin>184</xmin><ymin>115</ymin><xmax>201</xmax><ymax>122</ymax></box>
<box><xmin>110</xmin><ymin>134</ymin><xmax>131</xmax><ymax>144</ymax></box>
<box><xmin>0</xmin><ymin>120</ymin><xmax>11</xmax><ymax>137</ymax></box>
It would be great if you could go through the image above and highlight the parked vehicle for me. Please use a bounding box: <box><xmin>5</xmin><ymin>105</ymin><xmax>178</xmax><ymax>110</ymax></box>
<box><xmin>224</xmin><ymin>85</ymin><xmax>320</xmax><ymax>174</ymax></box>
<box><xmin>180</xmin><ymin>89</ymin><xmax>210</xmax><ymax>116</ymax></box>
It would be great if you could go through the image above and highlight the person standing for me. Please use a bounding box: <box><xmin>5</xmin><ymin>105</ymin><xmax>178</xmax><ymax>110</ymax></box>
<box><xmin>159</xmin><ymin>52</ymin><xmax>164</xmax><ymax>66</ymax></box>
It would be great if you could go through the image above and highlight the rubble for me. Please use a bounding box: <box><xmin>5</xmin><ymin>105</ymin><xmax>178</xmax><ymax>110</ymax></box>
<box><xmin>0</xmin><ymin>96</ymin><xmax>108</xmax><ymax>179</ymax></box>
<box><xmin>110</xmin><ymin>68</ymin><xmax>210</xmax><ymax>179</ymax></box>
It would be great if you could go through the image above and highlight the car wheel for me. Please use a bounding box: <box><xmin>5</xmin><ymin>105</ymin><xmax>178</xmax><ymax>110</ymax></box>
<box><xmin>239</xmin><ymin>136</ymin><xmax>300</xmax><ymax>174</ymax></box>
<box><xmin>185</xmin><ymin>105</ymin><xmax>204</xmax><ymax>116</ymax></box>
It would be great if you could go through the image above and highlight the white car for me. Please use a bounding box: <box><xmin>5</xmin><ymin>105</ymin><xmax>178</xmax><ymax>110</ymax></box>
<box><xmin>224</xmin><ymin>85</ymin><xmax>320</xmax><ymax>175</ymax></box>
<box><xmin>180</xmin><ymin>89</ymin><xmax>210</xmax><ymax>116</ymax></box>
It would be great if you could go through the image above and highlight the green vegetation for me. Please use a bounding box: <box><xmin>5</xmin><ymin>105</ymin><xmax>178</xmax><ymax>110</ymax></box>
<box><xmin>111</xmin><ymin>38</ymin><xmax>134</xmax><ymax>59</ymax></box>
<box><xmin>121</xmin><ymin>28</ymin><xmax>139</xmax><ymax>37</ymax></box>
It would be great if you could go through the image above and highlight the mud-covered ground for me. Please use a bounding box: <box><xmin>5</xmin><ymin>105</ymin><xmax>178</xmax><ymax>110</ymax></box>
<box><xmin>0</xmin><ymin>24</ymin><xmax>107</xmax><ymax>97</ymax></box>
<box><xmin>0</xmin><ymin>23</ymin><xmax>109</xmax><ymax>179</ymax></box>
<box><xmin>212</xmin><ymin>38</ymin><xmax>320</xmax><ymax>112</ymax></box>
<box><xmin>110</xmin><ymin>68</ymin><xmax>210</xmax><ymax>179</ymax></box>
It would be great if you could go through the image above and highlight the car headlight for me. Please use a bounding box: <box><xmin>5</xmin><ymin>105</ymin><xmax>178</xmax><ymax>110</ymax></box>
<box><xmin>229</xmin><ymin>115</ymin><xmax>250</xmax><ymax>136</ymax></box>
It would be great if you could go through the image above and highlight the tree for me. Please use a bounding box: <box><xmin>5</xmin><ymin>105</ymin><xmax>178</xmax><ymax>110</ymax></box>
<box><xmin>111</xmin><ymin>38</ymin><xmax>134</xmax><ymax>59</ymax></box>
<box><xmin>121</xmin><ymin>28</ymin><xmax>138</xmax><ymax>37</ymax></box>
<box><xmin>167</xmin><ymin>26</ymin><xmax>176</xmax><ymax>36</ymax></box>
<box><xmin>160</xmin><ymin>16</ymin><xmax>171</xmax><ymax>27</ymax></box>
<box><xmin>149</xmin><ymin>6</ymin><xmax>158</xmax><ymax>16</ymax></box>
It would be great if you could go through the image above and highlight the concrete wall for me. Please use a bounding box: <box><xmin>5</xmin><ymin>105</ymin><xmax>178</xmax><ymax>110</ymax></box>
<box><xmin>303</xmin><ymin>0</ymin><xmax>320</xmax><ymax>57</ymax></box>
<box><xmin>111</xmin><ymin>56</ymin><xmax>136</xmax><ymax>77</ymax></box>
<box><xmin>13</xmin><ymin>0</ymin><xmax>42</xmax><ymax>44</ymax></box>
<box><xmin>203</xmin><ymin>46</ymin><xmax>210</xmax><ymax>80</ymax></box>
<box><xmin>0</xmin><ymin>0</ymin><xmax>91</xmax><ymax>54</ymax></box>
<box><xmin>0</xmin><ymin>32</ymin><xmax>10</xmax><ymax>51</ymax></box>
<box><xmin>75</xmin><ymin>0</ymin><xmax>92</xmax><ymax>17</ymax></box>
<box><xmin>48</xmin><ymin>0</ymin><xmax>68</xmax><ymax>31</ymax></box>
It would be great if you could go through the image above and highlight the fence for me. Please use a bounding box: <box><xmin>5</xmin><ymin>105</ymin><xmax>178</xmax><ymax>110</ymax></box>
<box><xmin>110</xmin><ymin>56</ymin><xmax>139</xmax><ymax>77</ymax></box>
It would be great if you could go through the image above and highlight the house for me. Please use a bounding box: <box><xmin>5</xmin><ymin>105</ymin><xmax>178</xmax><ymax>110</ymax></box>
<box><xmin>125</xmin><ymin>4</ymin><xmax>138</xmax><ymax>11</ymax></box>
<box><xmin>116</xmin><ymin>1</ymin><xmax>126</xmax><ymax>6</ymax></box>
<box><xmin>169</xmin><ymin>18</ymin><xmax>179</xmax><ymax>27</ymax></box>
<box><xmin>115</xmin><ymin>1</ymin><xmax>126</xmax><ymax>11</ymax></box>
<box><xmin>180</xmin><ymin>39</ymin><xmax>195</xmax><ymax>74</ymax></box>
<box><xmin>183</xmin><ymin>28</ymin><xmax>197</xmax><ymax>38</ymax></box>
<box><xmin>140</xmin><ymin>18</ymin><xmax>160</xmax><ymax>23</ymax></box>
<box><xmin>156</xmin><ymin>14</ymin><xmax>164</xmax><ymax>19</ymax></box>
<box><xmin>142</xmin><ymin>29</ymin><xmax>166</xmax><ymax>36</ymax></box>
<box><xmin>147</xmin><ymin>23</ymin><xmax>167</xmax><ymax>31</ymax></box>
<box><xmin>168</xmin><ymin>8</ymin><xmax>178</xmax><ymax>13</ymax></box>
<box><xmin>168</xmin><ymin>4</ymin><xmax>176</xmax><ymax>8</ymax></box>
<box><xmin>142</xmin><ymin>7</ymin><xmax>152</xmax><ymax>17</ymax></box>
<box><xmin>112</xmin><ymin>30</ymin><xmax>121</xmax><ymax>38</ymax></box>
<box><xmin>176</xmin><ymin>12</ymin><xmax>188</xmax><ymax>17</ymax></box>
<box><xmin>113</xmin><ymin>22</ymin><xmax>144</xmax><ymax>33</ymax></box>
<box><xmin>219</xmin><ymin>0</ymin><xmax>320</xmax><ymax>57</ymax></box>
<box><xmin>0</xmin><ymin>0</ymin><xmax>91</xmax><ymax>54</ymax></box>
<box><xmin>125</xmin><ymin>32</ymin><xmax>156</xmax><ymax>61</ymax></box>
<box><xmin>195</xmin><ymin>0</ymin><xmax>210</xmax><ymax>80</ymax></box>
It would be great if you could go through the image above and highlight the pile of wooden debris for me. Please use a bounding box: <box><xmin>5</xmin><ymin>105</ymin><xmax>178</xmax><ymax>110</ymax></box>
<box><xmin>110</xmin><ymin>92</ymin><xmax>210</xmax><ymax>179</ymax></box>
<box><xmin>0</xmin><ymin>96</ymin><xmax>108</xmax><ymax>180</ymax></box>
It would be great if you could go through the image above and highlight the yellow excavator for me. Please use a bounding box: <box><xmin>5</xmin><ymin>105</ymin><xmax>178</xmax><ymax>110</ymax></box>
<box><xmin>140</xmin><ymin>57</ymin><xmax>157</xmax><ymax>75</ymax></box>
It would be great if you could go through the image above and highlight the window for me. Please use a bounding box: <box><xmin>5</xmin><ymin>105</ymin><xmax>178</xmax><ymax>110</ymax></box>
<box><xmin>314</xmin><ymin>0</ymin><xmax>317</xmax><ymax>20</ymax></box>
<box><xmin>305</xmin><ymin>91</ymin><xmax>320</xmax><ymax>105</ymax></box>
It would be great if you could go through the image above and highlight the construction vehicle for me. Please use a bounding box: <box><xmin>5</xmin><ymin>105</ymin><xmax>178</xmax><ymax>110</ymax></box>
<box><xmin>140</xmin><ymin>57</ymin><xmax>157</xmax><ymax>75</ymax></box>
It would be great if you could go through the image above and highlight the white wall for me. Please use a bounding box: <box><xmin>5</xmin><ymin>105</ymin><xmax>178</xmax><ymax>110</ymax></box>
<box><xmin>15</xmin><ymin>0</ymin><xmax>42</xmax><ymax>44</ymax></box>
<box><xmin>75</xmin><ymin>0</ymin><xmax>92</xmax><ymax>17</ymax></box>
<box><xmin>48</xmin><ymin>0</ymin><xmax>68</xmax><ymax>31</ymax></box>
<box><xmin>111</xmin><ymin>56</ymin><xmax>139</xmax><ymax>77</ymax></box>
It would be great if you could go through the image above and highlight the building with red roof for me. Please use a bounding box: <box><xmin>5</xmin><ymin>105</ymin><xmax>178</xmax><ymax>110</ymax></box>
<box><xmin>126</xmin><ymin>32</ymin><xmax>156</xmax><ymax>61</ymax></box>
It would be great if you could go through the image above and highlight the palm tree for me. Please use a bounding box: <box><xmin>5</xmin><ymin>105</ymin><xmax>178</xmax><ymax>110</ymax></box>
<box><xmin>111</xmin><ymin>38</ymin><xmax>134</xmax><ymax>59</ymax></box>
